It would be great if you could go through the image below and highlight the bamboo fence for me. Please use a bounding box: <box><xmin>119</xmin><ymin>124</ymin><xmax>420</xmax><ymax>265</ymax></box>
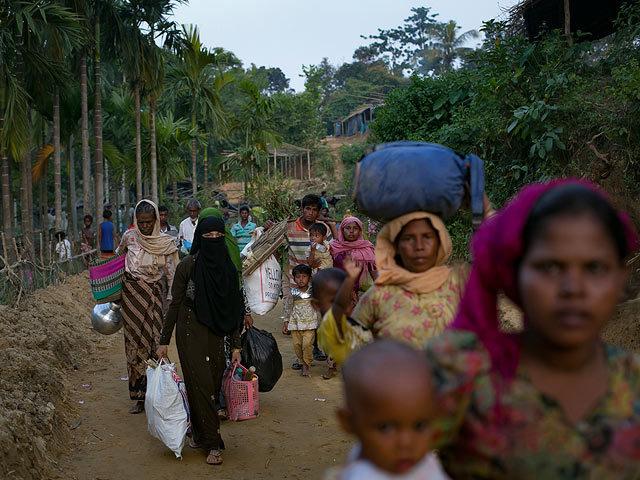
<box><xmin>0</xmin><ymin>232</ymin><xmax>95</xmax><ymax>306</ymax></box>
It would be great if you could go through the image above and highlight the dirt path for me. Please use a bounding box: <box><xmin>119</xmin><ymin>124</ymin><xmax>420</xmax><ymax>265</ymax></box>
<box><xmin>58</xmin><ymin>305</ymin><xmax>351</xmax><ymax>480</ymax></box>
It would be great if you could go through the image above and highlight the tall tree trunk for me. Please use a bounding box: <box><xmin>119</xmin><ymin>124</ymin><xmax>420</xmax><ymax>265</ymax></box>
<box><xmin>564</xmin><ymin>0</ymin><xmax>573</xmax><ymax>45</ymax></box>
<box><xmin>121</xmin><ymin>171</ymin><xmax>126</xmax><ymax>208</ymax></box>
<box><xmin>2</xmin><ymin>147</ymin><xmax>13</xmax><ymax>241</ymax></box>
<box><xmin>68</xmin><ymin>135</ymin><xmax>78</xmax><ymax>241</ymax></box>
<box><xmin>81</xmin><ymin>49</ymin><xmax>91</xmax><ymax>217</ymax></box>
<box><xmin>150</xmin><ymin>96</ymin><xmax>158</xmax><ymax>204</ymax></box>
<box><xmin>120</xmin><ymin>171</ymin><xmax>126</xmax><ymax>230</ymax></box>
<box><xmin>191</xmin><ymin>137</ymin><xmax>197</xmax><ymax>197</ymax></box>
<box><xmin>26</xmin><ymin>118</ymin><xmax>34</xmax><ymax>253</ymax></box>
<box><xmin>40</xmin><ymin>128</ymin><xmax>49</xmax><ymax>237</ymax></box>
<box><xmin>53</xmin><ymin>88</ymin><xmax>63</xmax><ymax>232</ymax></box>
<box><xmin>16</xmin><ymin>33</ymin><xmax>34</xmax><ymax>254</ymax></box>
<box><xmin>20</xmin><ymin>153</ymin><xmax>29</xmax><ymax>248</ymax></box>
<box><xmin>9</xmin><ymin>165</ymin><xmax>14</xmax><ymax>233</ymax></box>
<box><xmin>43</xmin><ymin>174</ymin><xmax>49</xmax><ymax>239</ymax></box>
<box><xmin>66</xmin><ymin>160</ymin><xmax>72</xmax><ymax>238</ymax></box>
<box><xmin>105</xmin><ymin>159</ymin><xmax>109</xmax><ymax>204</ymax></box>
<box><xmin>39</xmin><ymin>176</ymin><xmax>44</xmax><ymax>233</ymax></box>
<box><xmin>172</xmin><ymin>179</ymin><xmax>178</xmax><ymax>205</ymax></box>
<box><xmin>203</xmin><ymin>145</ymin><xmax>208</xmax><ymax>195</ymax></box>
<box><xmin>109</xmin><ymin>172</ymin><xmax>117</xmax><ymax>233</ymax></box>
<box><xmin>22</xmin><ymin>112</ymin><xmax>33</xmax><ymax>255</ymax></box>
<box><xmin>135</xmin><ymin>81</ymin><xmax>142</xmax><ymax>201</ymax></box>
<box><xmin>94</xmin><ymin>10</ymin><xmax>104</xmax><ymax>225</ymax></box>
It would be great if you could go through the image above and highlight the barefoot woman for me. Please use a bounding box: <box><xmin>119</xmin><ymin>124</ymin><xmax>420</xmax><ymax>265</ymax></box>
<box><xmin>116</xmin><ymin>200</ymin><xmax>178</xmax><ymax>414</ymax></box>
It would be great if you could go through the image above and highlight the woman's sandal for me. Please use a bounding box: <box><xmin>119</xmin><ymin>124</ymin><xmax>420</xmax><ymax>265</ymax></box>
<box><xmin>322</xmin><ymin>368</ymin><xmax>338</xmax><ymax>380</ymax></box>
<box><xmin>206</xmin><ymin>449</ymin><xmax>223</xmax><ymax>465</ymax></box>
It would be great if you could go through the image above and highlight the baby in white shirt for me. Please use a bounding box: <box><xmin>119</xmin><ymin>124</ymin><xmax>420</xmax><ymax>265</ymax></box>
<box><xmin>326</xmin><ymin>339</ymin><xmax>449</xmax><ymax>480</ymax></box>
<box><xmin>306</xmin><ymin>223</ymin><xmax>333</xmax><ymax>273</ymax></box>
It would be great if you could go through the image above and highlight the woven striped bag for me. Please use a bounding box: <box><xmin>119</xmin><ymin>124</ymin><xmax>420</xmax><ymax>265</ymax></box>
<box><xmin>89</xmin><ymin>251</ymin><xmax>126</xmax><ymax>303</ymax></box>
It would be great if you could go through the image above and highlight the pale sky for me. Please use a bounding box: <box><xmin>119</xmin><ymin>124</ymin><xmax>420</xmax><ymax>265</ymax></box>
<box><xmin>172</xmin><ymin>0</ymin><xmax>519</xmax><ymax>91</ymax></box>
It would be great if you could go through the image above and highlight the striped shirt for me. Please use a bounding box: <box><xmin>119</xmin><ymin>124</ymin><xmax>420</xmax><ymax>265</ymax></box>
<box><xmin>231</xmin><ymin>221</ymin><xmax>257</xmax><ymax>251</ymax></box>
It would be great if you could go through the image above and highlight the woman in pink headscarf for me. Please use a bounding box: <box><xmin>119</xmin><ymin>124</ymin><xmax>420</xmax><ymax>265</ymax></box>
<box><xmin>427</xmin><ymin>180</ymin><xmax>640</xmax><ymax>479</ymax></box>
<box><xmin>330</xmin><ymin>216</ymin><xmax>377</xmax><ymax>301</ymax></box>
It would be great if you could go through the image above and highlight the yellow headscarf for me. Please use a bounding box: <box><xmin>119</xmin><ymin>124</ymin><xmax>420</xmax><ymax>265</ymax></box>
<box><xmin>375</xmin><ymin>212</ymin><xmax>452</xmax><ymax>294</ymax></box>
<box><xmin>132</xmin><ymin>200</ymin><xmax>179</xmax><ymax>273</ymax></box>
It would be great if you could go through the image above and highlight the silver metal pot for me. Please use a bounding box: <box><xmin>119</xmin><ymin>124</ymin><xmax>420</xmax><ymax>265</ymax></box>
<box><xmin>91</xmin><ymin>302</ymin><xmax>123</xmax><ymax>335</ymax></box>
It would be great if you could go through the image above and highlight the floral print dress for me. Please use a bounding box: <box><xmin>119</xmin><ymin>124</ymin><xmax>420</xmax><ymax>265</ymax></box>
<box><xmin>426</xmin><ymin>330</ymin><xmax>640</xmax><ymax>479</ymax></box>
<box><xmin>351</xmin><ymin>264</ymin><xmax>469</xmax><ymax>349</ymax></box>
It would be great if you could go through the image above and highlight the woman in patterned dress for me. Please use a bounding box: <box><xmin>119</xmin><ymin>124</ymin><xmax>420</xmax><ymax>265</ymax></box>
<box><xmin>428</xmin><ymin>180</ymin><xmax>640</xmax><ymax>479</ymax></box>
<box><xmin>116</xmin><ymin>200</ymin><xmax>178</xmax><ymax>414</ymax></box>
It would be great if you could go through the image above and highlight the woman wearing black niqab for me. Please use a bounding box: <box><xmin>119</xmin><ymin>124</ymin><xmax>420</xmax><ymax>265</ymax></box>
<box><xmin>157</xmin><ymin>216</ymin><xmax>246</xmax><ymax>465</ymax></box>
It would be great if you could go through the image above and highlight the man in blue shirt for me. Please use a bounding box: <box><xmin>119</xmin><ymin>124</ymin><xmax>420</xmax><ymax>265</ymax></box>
<box><xmin>98</xmin><ymin>209</ymin><xmax>116</xmax><ymax>257</ymax></box>
<box><xmin>231</xmin><ymin>205</ymin><xmax>257</xmax><ymax>251</ymax></box>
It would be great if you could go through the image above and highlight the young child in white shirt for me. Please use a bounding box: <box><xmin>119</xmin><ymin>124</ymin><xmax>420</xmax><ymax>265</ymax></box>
<box><xmin>282</xmin><ymin>264</ymin><xmax>321</xmax><ymax>377</ymax></box>
<box><xmin>327</xmin><ymin>339</ymin><xmax>450</xmax><ymax>480</ymax></box>
<box><xmin>55</xmin><ymin>231</ymin><xmax>72</xmax><ymax>262</ymax></box>
<box><xmin>306</xmin><ymin>223</ymin><xmax>332</xmax><ymax>274</ymax></box>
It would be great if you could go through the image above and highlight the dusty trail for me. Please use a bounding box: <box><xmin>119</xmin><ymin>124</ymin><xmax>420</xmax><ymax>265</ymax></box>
<box><xmin>58</xmin><ymin>304</ymin><xmax>350</xmax><ymax>480</ymax></box>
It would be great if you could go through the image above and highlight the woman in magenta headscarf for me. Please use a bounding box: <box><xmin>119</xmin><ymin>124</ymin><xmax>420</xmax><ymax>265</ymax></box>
<box><xmin>427</xmin><ymin>179</ymin><xmax>640</xmax><ymax>479</ymax></box>
<box><xmin>323</xmin><ymin>216</ymin><xmax>377</xmax><ymax>379</ymax></box>
<box><xmin>330</xmin><ymin>216</ymin><xmax>377</xmax><ymax>301</ymax></box>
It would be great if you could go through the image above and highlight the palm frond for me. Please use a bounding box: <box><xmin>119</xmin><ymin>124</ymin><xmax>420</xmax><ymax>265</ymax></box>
<box><xmin>32</xmin><ymin>143</ymin><xmax>54</xmax><ymax>183</ymax></box>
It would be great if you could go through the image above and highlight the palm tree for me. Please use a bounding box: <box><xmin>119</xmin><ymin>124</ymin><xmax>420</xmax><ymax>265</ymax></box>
<box><xmin>146</xmin><ymin>111</ymin><xmax>190</xmax><ymax>204</ymax></box>
<box><xmin>232</xmin><ymin>80</ymin><xmax>282</xmax><ymax>194</ymax></box>
<box><xmin>0</xmin><ymin>2</ymin><xmax>84</xmax><ymax>244</ymax></box>
<box><xmin>62</xmin><ymin>0</ymin><xmax>93</xmax><ymax>218</ymax></box>
<box><xmin>41</xmin><ymin>6</ymin><xmax>85</xmax><ymax>233</ymax></box>
<box><xmin>429</xmin><ymin>20</ymin><xmax>479</xmax><ymax>74</ymax></box>
<box><xmin>118</xmin><ymin>0</ymin><xmax>185</xmax><ymax>204</ymax></box>
<box><xmin>91</xmin><ymin>0</ymin><xmax>123</xmax><ymax>227</ymax></box>
<box><xmin>167</xmin><ymin>25</ymin><xmax>234</xmax><ymax>197</ymax></box>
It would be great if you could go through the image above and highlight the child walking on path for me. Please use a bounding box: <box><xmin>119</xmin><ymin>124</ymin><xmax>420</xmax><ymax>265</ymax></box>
<box><xmin>283</xmin><ymin>265</ymin><xmax>320</xmax><ymax>377</ymax></box>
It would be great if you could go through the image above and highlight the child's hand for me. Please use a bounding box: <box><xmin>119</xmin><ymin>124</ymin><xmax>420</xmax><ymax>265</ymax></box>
<box><xmin>282</xmin><ymin>321</ymin><xmax>289</xmax><ymax>335</ymax></box>
<box><xmin>310</xmin><ymin>242</ymin><xmax>317</xmax><ymax>250</ymax></box>
<box><xmin>343</xmin><ymin>255</ymin><xmax>362</xmax><ymax>280</ymax></box>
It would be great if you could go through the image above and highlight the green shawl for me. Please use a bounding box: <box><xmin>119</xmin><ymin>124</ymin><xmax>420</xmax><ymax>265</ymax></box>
<box><xmin>198</xmin><ymin>207</ymin><xmax>243</xmax><ymax>275</ymax></box>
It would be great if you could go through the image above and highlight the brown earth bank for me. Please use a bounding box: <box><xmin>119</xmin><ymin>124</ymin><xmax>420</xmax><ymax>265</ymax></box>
<box><xmin>1</xmin><ymin>270</ymin><xmax>639</xmax><ymax>479</ymax></box>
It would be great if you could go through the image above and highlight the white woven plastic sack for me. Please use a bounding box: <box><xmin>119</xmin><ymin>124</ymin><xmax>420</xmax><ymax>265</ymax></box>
<box><xmin>145</xmin><ymin>361</ymin><xmax>190</xmax><ymax>458</ymax></box>
<box><xmin>242</xmin><ymin>229</ymin><xmax>281</xmax><ymax>315</ymax></box>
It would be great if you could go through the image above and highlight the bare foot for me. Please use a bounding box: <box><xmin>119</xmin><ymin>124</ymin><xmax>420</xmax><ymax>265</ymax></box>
<box><xmin>301</xmin><ymin>365</ymin><xmax>310</xmax><ymax>377</ymax></box>
<box><xmin>206</xmin><ymin>449</ymin><xmax>223</xmax><ymax>465</ymax></box>
<box><xmin>322</xmin><ymin>367</ymin><xmax>338</xmax><ymax>380</ymax></box>
<box><xmin>188</xmin><ymin>435</ymin><xmax>201</xmax><ymax>449</ymax></box>
<box><xmin>128</xmin><ymin>400</ymin><xmax>144</xmax><ymax>414</ymax></box>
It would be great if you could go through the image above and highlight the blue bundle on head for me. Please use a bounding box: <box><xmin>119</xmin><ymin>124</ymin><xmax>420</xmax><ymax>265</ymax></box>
<box><xmin>353</xmin><ymin>141</ymin><xmax>485</xmax><ymax>225</ymax></box>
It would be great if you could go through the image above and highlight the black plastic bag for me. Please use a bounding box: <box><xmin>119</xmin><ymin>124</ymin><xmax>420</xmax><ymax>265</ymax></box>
<box><xmin>241</xmin><ymin>328</ymin><xmax>283</xmax><ymax>392</ymax></box>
